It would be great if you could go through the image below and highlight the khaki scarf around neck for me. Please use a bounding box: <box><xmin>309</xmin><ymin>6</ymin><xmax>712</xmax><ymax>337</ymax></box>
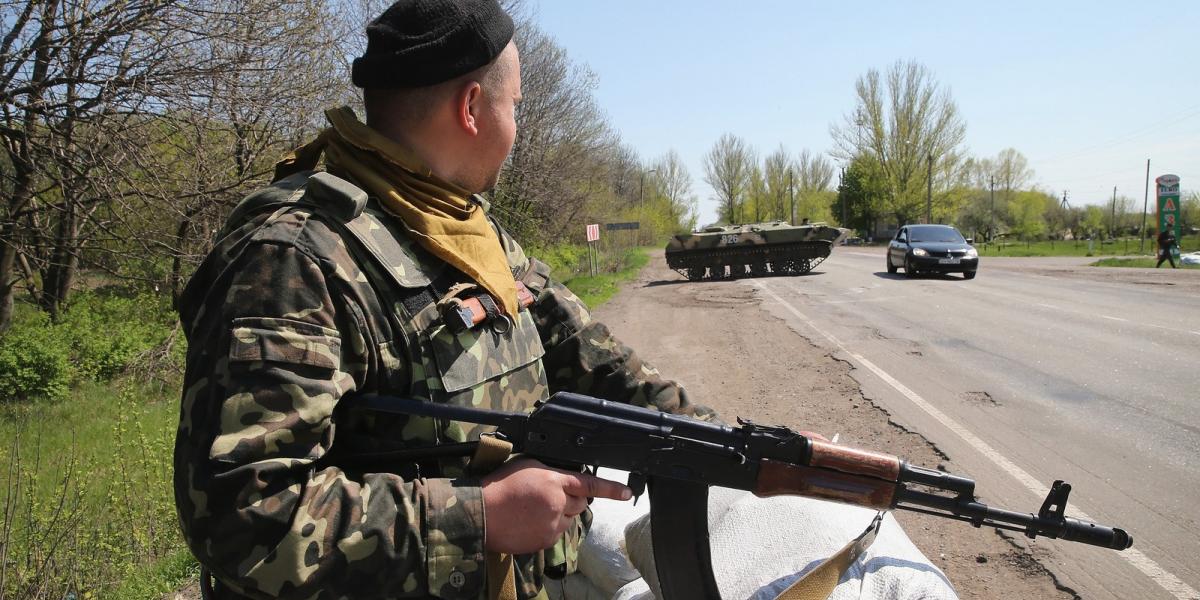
<box><xmin>275</xmin><ymin>107</ymin><xmax>518</xmax><ymax>318</ymax></box>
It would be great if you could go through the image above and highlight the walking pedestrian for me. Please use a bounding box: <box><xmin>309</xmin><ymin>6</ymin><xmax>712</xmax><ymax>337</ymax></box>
<box><xmin>1156</xmin><ymin>226</ymin><xmax>1178</xmax><ymax>268</ymax></box>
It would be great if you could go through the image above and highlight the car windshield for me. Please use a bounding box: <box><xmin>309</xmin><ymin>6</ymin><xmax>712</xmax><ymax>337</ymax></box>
<box><xmin>908</xmin><ymin>227</ymin><xmax>965</xmax><ymax>243</ymax></box>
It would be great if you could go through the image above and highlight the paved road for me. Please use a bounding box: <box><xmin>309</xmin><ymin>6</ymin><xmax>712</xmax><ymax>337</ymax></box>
<box><xmin>746</xmin><ymin>248</ymin><xmax>1200</xmax><ymax>600</ymax></box>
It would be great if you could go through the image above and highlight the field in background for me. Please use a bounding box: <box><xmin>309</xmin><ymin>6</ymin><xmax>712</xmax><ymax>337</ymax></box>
<box><xmin>975</xmin><ymin>235</ymin><xmax>1198</xmax><ymax>258</ymax></box>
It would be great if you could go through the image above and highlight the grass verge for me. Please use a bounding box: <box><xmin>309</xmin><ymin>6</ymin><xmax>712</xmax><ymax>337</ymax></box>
<box><xmin>560</xmin><ymin>247</ymin><xmax>650</xmax><ymax>309</ymax></box>
<box><xmin>0</xmin><ymin>379</ymin><xmax>189</xmax><ymax>600</ymax></box>
<box><xmin>106</xmin><ymin>547</ymin><xmax>199</xmax><ymax>600</ymax></box>
<box><xmin>976</xmin><ymin>236</ymin><xmax>1198</xmax><ymax>257</ymax></box>
<box><xmin>1090</xmin><ymin>257</ymin><xmax>1199</xmax><ymax>269</ymax></box>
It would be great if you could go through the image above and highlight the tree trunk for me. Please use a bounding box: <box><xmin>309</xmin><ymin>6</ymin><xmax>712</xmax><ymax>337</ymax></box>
<box><xmin>0</xmin><ymin>232</ymin><xmax>17</xmax><ymax>335</ymax></box>
<box><xmin>38</xmin><ymin>202</ymin><xmax>80</xmax><ymax>322</ymax></box>
<box><xmin>170</xmin><ymin>215</ymin><xmax>193</xmax><ymax>310</ymax></box>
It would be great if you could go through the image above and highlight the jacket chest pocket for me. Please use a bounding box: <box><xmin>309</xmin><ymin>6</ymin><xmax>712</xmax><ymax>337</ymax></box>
<box><xmin>420</xmin><ymin>309</ymin><xmax>550</xmax><ymax>440</ymax></box>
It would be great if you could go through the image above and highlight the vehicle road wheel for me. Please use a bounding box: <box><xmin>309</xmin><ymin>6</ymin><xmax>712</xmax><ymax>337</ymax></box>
<box><xmin>686</xmin><ymin>268</ymin><xmax>704</xmax><ymax>281</ymax></box>
<box><xmin>963</xmin><ymin>270</ymin><xmax>976</xmax><ymax>280</ymax></box>
<box><xmin>886</xmin><ymin>256</ymin><xmax>897</xmax><ymax>274</ymax></box>
<box><xmin>904</xmin><ymin>257</ymin><xmax>916</xmax><ymax>278</ymax></box>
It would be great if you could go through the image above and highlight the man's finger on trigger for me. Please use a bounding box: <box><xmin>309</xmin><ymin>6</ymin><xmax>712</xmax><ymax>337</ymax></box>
<box><xmin>563</xmin><ymin>494</ymin><xmax>588</xmax><ymax>518</ymax></box>
<box><xmin>561</xmin><ymin>471</ymin><xmax>632</xmax><ymax>501</ymax></box>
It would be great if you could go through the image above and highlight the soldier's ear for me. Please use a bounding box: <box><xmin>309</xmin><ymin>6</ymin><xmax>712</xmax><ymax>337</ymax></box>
<box><xmin>455</xmin><ymin>81</ymin><xmax>483</xmax><ymax>137</ymax></box>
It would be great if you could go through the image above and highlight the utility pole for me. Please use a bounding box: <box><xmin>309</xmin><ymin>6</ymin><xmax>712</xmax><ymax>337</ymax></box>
<box><xmin>1140</xmin><ymin>159</ymin><xmax>1150</xmax><ymax>253</ymax></box>
<box><xmin>989</xmin><ymin>176</ymin><xmax>995</xmax><ymax>242</ymax></box>
<box><xmin>1110</xmin><ymin>186</ymin><xmax>1117</xmax><ymax>239</ymax></box>
<box><xmin>839</xmin><ymin>168</ymin><xmax>847</xmax><ymax>227</ymax></box>
<box><xmin>637</xmin><ymin>168</ymin><xmax>656</xmax><ymax>246</ymax></box>
<box><xmin>789</xmin><ymin>168</ymin><xmax>795</xmax><ymax>225</ymax></box>
<box><xmin>926</xmin><ymin>153</ymin><xmax>933</xmax><ymax>224</ymax></box>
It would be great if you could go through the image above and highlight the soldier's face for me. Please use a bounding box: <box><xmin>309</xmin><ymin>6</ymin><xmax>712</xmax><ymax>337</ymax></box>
<box><xmin>476</xmin><ymin>43</ymin><xmax>521</xmax><ymax>192</ymax></box>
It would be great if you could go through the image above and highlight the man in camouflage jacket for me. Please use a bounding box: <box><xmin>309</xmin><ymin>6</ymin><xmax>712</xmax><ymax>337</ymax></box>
<box><xmin>173</xmin><ymin>1</ymin><xmax>706</xmax><ymax>599</ymax></box>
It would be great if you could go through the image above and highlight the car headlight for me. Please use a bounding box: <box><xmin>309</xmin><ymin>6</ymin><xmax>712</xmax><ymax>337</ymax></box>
<box><xmin>912</xmin><ymin>248</ymin><xmax>928</xmax><ymax>257</ymax></box>
<box><xmin>965</xmin><ymin>248</ymin><xmax>978</xmax><ymax>258</ymax></box>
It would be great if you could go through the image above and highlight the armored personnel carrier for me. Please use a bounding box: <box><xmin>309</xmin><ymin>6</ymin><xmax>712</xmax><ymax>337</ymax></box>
<box><xmin>665</xmin><ymin>221</ymin><xmax>849</xmax><ymax>280</ymax></box>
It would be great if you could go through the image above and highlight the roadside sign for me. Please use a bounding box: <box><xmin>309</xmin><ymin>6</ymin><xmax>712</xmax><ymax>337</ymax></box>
<box><xmin>605</xmin><ymin>222</ymin><xmax>640</xmax><ymax>231</ymax></box>
<box><xmin>586</xmin><ymin>223</ymin><xmax>600</xmax><ymax>242</ymax></box>
<box><xmin>1156</xmin><ymin>174</ymin><xmax>1181</xmax><ymax>258</ymax></box>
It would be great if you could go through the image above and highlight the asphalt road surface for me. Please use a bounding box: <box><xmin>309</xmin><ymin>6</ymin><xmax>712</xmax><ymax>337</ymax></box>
<box><xmin>739</xmin><ymin>247</ymin><xmax>1199</xmax><ymax>600</ymax></box>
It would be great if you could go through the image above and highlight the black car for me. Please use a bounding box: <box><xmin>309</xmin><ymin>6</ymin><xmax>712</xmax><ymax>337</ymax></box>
<box><xmin>887</xmin><ymin>224</ymin><xmax>978</xmax><ymax>279</ymax></box>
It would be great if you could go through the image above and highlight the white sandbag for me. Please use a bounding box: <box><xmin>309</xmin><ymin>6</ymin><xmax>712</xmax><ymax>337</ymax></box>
<box><xmin>549</xmin><ymin>468</ymin><xmax>956</xmax><ymax>600</ymax></box>
<box><xmin>624</xmin><ymin>487</ymin><xmax>957</xmax><ymax>600</ymax></box>
<box><xmin>574</xmin><ymin>473</ymin><xmax>651</xmax><ymax>596</ymax></box>
<box><xmin>543</xmin><ymin>573</ymin><xmax>610</xmax><ymax>600</ymax></box>
<box><xmin>1180</xmin><ymin>252</ymin><xmax>1200</xmax><ymax>265</ymax></box>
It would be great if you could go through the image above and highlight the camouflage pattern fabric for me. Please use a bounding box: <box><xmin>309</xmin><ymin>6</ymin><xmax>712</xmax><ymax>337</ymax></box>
<box><xmin>174</xmin><ymin>176</ymin><xmax>704</xmax><ymax>600</ymax></box>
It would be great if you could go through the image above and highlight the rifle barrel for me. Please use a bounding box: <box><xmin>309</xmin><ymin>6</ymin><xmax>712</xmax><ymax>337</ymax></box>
<box><xmin>896</xmin><ymin>488</ymin><xmax>1132</xmax><ymax>550</ymax></box>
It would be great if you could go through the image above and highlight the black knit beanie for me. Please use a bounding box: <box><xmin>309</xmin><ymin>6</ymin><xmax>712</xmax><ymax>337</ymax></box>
<box><xmin>352</xmin><ymin>0</ymin><xmax>514</xmax><ymax>89</ymax></box>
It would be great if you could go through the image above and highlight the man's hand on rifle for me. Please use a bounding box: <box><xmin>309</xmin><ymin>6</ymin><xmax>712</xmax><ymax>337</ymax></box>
<box><xmin>481</xmin><ymin>458</ymin><xmax>634</xmax><ymax>554</ymax></box>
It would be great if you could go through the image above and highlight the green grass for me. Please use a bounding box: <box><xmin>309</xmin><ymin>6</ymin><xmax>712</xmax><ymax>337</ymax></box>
<box><xmin>105</xmin><ymin>547</ymin><xmax>198</xmax><ymax>600</ymax></box>
<box><xmin>1090</xmin><ymin>257</ymin><xmax>1200</xmax><ymax>269</ymax></box>
<box><xmin>976</xmin><ymin>236</ymin><xmax>1198</xmax><ymax>258</ymax></box>
<box><xmin>560</xmin><ymin>247</ymin><xmax>650</xmax><ymax>309</ymax></box>
<box><xmin>0</xmin><ymin>379</ymin><xmax>190</xmax><ymax>600</ymax></box>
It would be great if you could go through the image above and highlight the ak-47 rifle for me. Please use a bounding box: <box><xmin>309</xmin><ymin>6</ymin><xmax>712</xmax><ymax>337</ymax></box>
<box><xmin>357</xmin><ymin>392</ymin><xmax>1131</xmax><ymax>599</ymax></box>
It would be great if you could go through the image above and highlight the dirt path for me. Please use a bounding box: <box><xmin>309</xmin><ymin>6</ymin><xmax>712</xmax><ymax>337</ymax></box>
<box><xmin>591</xmin><ymin>251</ymin><xmax>1077</xmax><ymax>599</ymax></box>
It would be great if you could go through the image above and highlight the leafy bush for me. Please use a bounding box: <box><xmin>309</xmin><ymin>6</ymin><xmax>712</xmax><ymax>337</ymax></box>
<box><xmin>57</xmin><ymin>291</ymin><xmax>175</xmax><ymax>381</ymax></box>
<box><xmin>0</xmin><ymin>312</ymin><xmax>71</xmax><ymax>402</ymax></box>
<box><xmin>529</xmin><ymin>243</ymin><xmax>590</xmax><ymax>280</ymax></box>
<box><xmin>0</xmin><ymin>290</ymin><xmax>179</xmax><ymax>403</ymax></box>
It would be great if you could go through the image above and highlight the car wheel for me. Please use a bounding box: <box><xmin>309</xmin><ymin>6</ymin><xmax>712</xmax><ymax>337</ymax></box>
<box><xmin>886</xmin><ymin>255</ymin><xmax>897</xmax><ymax>274</ymax></box>
<box><xmin>963</xmin><ymin>270</ymin><xmax>976</xmax><ymax>280</ymax></box>
<box><xmin>904</xmin><ymin>257</ymin><xmax>916</xmax><ymax>278</ymax></box>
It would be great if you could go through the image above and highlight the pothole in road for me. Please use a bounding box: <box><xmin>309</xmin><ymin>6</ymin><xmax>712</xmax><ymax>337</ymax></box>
<box><xmin>962</xmin><ymin>391</ymin><xmax>1000</xmax><ymax>407</ymax></box>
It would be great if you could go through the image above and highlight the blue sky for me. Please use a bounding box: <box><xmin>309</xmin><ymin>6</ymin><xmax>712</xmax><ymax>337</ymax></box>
<box><xmin>530</xmin><ymin>1</ymin><xmax>1199</xmax><ymax>225</ymax></box>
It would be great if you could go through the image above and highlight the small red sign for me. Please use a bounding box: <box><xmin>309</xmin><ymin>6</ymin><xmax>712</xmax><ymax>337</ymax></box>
<box><xmin>586</xmin><ymin>223</ymin><xmax>600</xmax><ymax>242</ymax></box>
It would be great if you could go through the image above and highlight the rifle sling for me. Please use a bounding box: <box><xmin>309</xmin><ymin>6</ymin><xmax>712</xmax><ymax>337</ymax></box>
<box><xmin>776</xmin><ymin>512</ymin><xmax>884</xmax><ymax>600</ymax></box>
<box><xmin>649</xmin><ymin>477</ymin><xmax>722</xmax><ymax>599</ymax></box>
<box><xmin>648</xmin><ymin>479</ymin><xmax>882</xmax><ymax>600</ymax></box>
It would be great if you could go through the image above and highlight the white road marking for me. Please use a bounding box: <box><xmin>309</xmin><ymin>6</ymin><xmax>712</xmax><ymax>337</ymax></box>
<box><xmin>1028</xmin><ymin>300</ymin><xmax>1188</xmax><ymax>335</ymax></box>
<box><xmin>753</xmin><ymin>280</ymin><xmax>1199</xmax><ymax>600</ymax></box>
<box><xmin>824</xmin><ymin>296</ymin><xmax>905</xmax><ymax>305</ymax></box>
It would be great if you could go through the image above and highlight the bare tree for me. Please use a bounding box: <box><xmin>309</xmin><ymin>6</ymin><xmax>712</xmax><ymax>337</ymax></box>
<box><xmin>652</xmin><ymin>150</ymin><xmax>697</xmax><ymax>232</ymax></box>
<box><xmin>143</xmin><ymin>0</ymin><xmax>350</xmax><ymax>303</ymax></box>
<box><xmin>831</xmin><ymin>60</ymin><xmax>967</xmax><ymax>225</ymax></box>
<box><xmin>795</xmin><ymin>150</ymin><xmax>835</xmax><ymax>194</ymax></box>
<box><xmin>492</xmin><ymin>20</ymin><xmax>616</xmax><ymax>242</ymax></box>
<box><xmin>994</xmin><ymin>148</ymin><xmax>1033</xmax><ymax>201</ymax></box>
<box><xmin>702</xmin><ymin>133</ymin><xmax>755</xmax><ymax>224</ymax></box>
<box><xmin>0</xmin><ymin>0</ymin><xmax>222</xmax><ymax>329</ymax></box>
<box><xmin>763</xmin><ymin>147</ymin><xmax>791</xmax><ymax>222</ymax></box>
<box><xmin>0</xmin><ymin>0</ymin><xmax>354</xmax><ymax>329</ymax></box>
<box><xmin>794</xmin><ymin>149</ymin><xmax>835</xmax><ymax>222</ymax></box>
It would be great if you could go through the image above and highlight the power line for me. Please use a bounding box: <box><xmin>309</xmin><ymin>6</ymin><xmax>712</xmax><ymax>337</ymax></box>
<box><xmin>1032</xmin><ymin>103</ymin><xmax>1200</xmax><ymax>165</ymax></box>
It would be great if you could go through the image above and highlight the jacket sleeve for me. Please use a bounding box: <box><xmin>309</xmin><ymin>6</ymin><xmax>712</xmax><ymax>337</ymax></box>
<box><xmin>512</xmin><ymin>252</ymin><xmax>712</xmax><ymax>419</ymax></box>
<box><xmin>174</xmin><ymin>239</ymin><xmax>487</xmax><ymax>600</ymax></box>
